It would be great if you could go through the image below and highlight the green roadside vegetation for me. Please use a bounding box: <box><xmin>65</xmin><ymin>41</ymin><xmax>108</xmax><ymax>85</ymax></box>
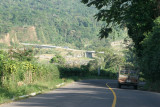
<box><xmin>0</xmin><ymin>49</ymin><xmax>66</xmax><ymax>104</ymax></box>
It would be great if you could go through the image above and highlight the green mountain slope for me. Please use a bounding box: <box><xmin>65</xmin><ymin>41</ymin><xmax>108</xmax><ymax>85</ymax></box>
<box><xmin>0</xmin><ymin>0</ymin><xmax>110</xmax><ymax>49</ymax></box>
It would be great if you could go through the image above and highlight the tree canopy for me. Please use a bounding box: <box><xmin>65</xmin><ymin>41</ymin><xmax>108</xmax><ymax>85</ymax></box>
<box><xmin>82</xmin><ymin>0</ymin><xmax>160</xmax><ymax>82</ymax></box>
<box><xmin>82</xmin><ymin>0</ymin><xmax>159</xmax><ymax>56</ymax></box>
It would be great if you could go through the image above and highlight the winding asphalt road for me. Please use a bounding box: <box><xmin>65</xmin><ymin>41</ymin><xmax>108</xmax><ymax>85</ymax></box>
<box><xmin>1</xmin><ymin>80</ymin><xmax>160</xmax><ymax>107</ymax></box>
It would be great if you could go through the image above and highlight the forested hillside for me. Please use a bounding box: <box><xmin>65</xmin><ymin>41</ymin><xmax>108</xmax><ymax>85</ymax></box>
<box><xmin>0</xmin><ymin>0</ymin><xmax>112</xmax><ymax>49</ymax></box>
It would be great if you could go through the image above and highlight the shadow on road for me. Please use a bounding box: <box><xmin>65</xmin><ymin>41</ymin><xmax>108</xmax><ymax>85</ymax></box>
<box><xmin>10</xmin><ymin>80</ymin><xmax>113</xmax><ymax>107</ymax></box>
<box><xmin>1</xmin><ymin>80</ymin><xmax>152</xmax><ymax>107</ymax></box>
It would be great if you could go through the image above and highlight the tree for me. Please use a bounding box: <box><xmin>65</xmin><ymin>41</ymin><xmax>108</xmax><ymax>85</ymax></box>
<box><xmin>8</xmin><ymin>48</ymin><xmax>36</xmax><ymax>61</ymax></box>
<box><xmin>140</xmin><ymin>17</ymin><xmax>160</xmax><ymax>82</ymax></box>
<box><xmin>81</xmin><ymin>0</ymin><xmax>159</xmax><ymax>57</ymax></box>
<box><xmin>82</xmin><ymin>0</ymin><xmax>160</xmax><ymax>82</ymax></box>
<box><xmin>96</xmin><ymin>48</ymin><xmax>125</xmax><ymax>71</ymax></box>
<box><xmin>50</xmin><ymin>55</ymin><xmax>65</xmax><ymax>65</ymax></box>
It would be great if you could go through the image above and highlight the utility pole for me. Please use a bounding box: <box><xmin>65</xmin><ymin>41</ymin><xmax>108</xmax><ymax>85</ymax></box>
<box><xmin>97</xmin><ymin>52</ymin><xmax>104</xmax><ymax>76</ymax></box>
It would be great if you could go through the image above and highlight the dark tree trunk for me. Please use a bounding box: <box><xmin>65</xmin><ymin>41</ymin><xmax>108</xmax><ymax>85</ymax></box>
<box><xmin>157</xmin><ymin>0</ymin><xmax>160</xmax><ymax>16</ymax></box>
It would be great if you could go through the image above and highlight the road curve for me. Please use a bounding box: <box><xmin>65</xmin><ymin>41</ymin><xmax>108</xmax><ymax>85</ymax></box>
<box><xmin>0</xmin><ymin>80</ymin><xmax>160</xmax><ymax>107</ymax></box>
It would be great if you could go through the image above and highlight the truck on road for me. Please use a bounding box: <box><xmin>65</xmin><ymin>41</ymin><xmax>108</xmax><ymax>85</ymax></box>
<box><xmin>118</xmin><ymin>69</ymin><xmax>139</xmax><ymax>89</ymax></box>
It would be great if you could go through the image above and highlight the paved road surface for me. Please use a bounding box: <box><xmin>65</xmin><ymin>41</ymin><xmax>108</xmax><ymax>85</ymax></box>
<box><xmin>1</xmin><ymin>80</ymin><xmax>160</xmax><ymax>107</ymax></box>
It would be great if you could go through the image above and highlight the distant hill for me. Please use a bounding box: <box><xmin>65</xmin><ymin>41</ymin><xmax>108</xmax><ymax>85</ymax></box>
<box><xmin>0</xmin><ymin>0</ymin><xmax>111</xmax><ymax>49</ymax></box>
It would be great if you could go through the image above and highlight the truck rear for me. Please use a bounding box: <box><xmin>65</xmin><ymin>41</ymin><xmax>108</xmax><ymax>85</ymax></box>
<box><xmin>118</xmin><ymin>69</ymin><xmax>139</xmax><ymax>89</ymax></box>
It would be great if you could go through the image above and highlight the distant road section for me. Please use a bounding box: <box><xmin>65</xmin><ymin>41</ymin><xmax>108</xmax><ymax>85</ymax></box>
<box><xmin>20</xmin><ymin>43</ymin><xmax>86</xmax><ymax>51</ymax></box>
<box><xmin>20</xmin><ymin>43</ymin><xmax>84</xmax><ymax>51</ymax></box>
<box><xmin>1</xmin><ymin>80</ymin><xmax>160</xmax><ymax>107</ymax></box>
<box><xmin>20</xmin><ymin>43</ymin><xmax>58</xmax><ymax>49</ymax></box>
<box><xmin>20</xmin><ymin>43</ymin><xmax>104</xmax><ymax>58</ymax></box>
